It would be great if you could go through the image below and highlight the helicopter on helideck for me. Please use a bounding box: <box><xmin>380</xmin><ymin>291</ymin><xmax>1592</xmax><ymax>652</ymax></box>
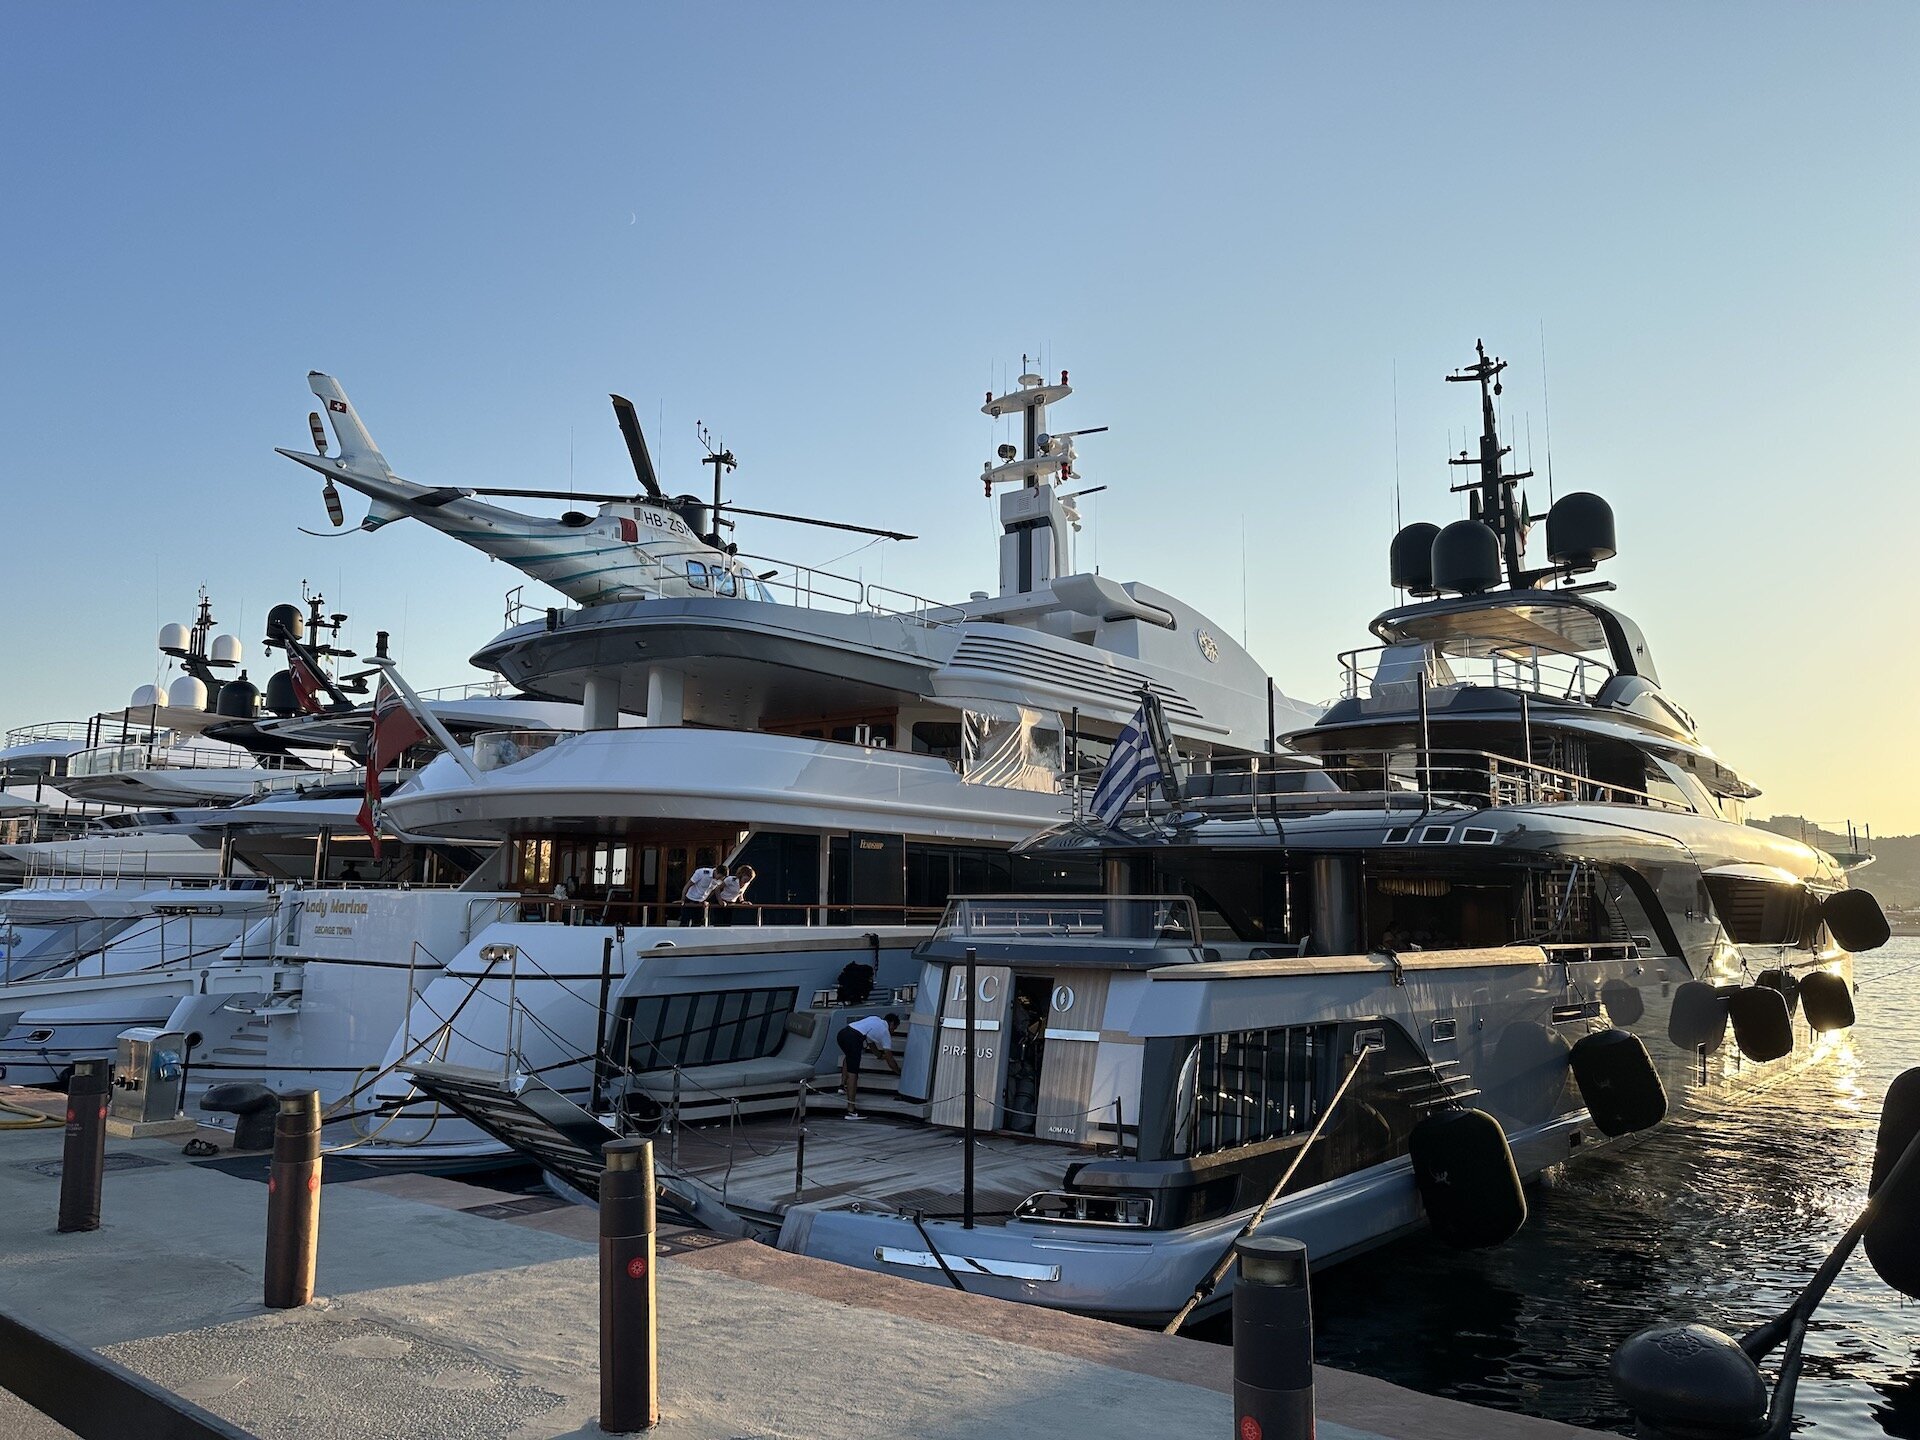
<box><xmin>276</xmin><ymin>372</ymin><xmax>911</xmax><ymax>607</ymax></box>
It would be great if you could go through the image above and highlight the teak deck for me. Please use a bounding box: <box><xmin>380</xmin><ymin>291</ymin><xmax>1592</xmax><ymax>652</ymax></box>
<box><xmin>669</xmin><ymin>1108</ymin><xmax>1077</xmax><ymax>1220</ymax></box>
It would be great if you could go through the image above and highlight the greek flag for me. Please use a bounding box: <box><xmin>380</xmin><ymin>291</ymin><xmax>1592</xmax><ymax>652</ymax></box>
<box><xmin>1090</xmin><ymin>702</ymin><xmax>1165</xmax><ymax>827</ymax></box>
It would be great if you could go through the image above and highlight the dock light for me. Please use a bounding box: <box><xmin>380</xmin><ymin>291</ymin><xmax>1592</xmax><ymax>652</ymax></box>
<box><xmin>1233</xmin><ymin>1236</ymin><xmax>1314</xmax><ymax>1440</ymax></box>
<box><xmin>480</xmin><ymin>944</ymin><xmax>519</xmax><ymax>964</ymax></box>
<box><xmin>1238</xmin><ymin>1241</ymin><xmax>1306</xmax><ymax>1288</ymax></box>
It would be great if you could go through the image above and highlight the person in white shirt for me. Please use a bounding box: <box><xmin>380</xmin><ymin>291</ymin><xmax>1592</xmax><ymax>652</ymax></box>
<box><xmin>713</xmin><ymin>864</ymin><xmax>756</xmax><ymax>924</ymax></box>
<box><xmin>679</xmin><ymin>864</ymin><xmax>724</xmax><ymax>925</ymax></box>
<box><xmin>836</xmin><ymin>1012</ymin><xmax>901</xmax><ymax>1117</ymax></box>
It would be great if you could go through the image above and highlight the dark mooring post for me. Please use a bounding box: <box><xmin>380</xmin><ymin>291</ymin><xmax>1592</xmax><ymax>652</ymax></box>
<box><xmin>600</xmin><ymin>1137</ymin><xmax>658</xmax><ymax>1433</ymax></box>
<box><xmin>592</xmin><ymin>935</ymin><xmax>616</xmax><ymax>1112</ymax></box>
<box><xmin>1233</xmin><ymin>1237</ymin><xmax>1314</xmax><ymax>1440</ymax></box>
<box><xmin>264</xmin><ymin>1090</ymin><xmax>322</xmax><ymax>1308</ymax></box>
<box><xmin>963</xmin><ymin>945</ymin><xmax>978</xmax><ymax>1231</ymax></box>
<box><xmin>57</xmin><ymin>1058</ymin><xmax>110</xmax><ymax>1233</ymax></box>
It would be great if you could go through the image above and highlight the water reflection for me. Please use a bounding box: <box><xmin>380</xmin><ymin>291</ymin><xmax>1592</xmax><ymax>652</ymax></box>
<box><xmin>1312</xmin><ymin>939</ymin><xmax>1920</xmax><ymax>1436</ymax></box>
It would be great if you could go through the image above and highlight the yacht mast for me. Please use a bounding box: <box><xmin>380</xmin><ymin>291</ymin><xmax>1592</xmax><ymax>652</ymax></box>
<box><xmin>1446</xmin><ymin>340</ymin><xmax>1534</xmax><ymax>588</ymax></box>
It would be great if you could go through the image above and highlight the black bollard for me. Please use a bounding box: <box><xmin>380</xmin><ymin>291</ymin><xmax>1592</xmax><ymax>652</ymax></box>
<box><xmin>1232</xmin><ymin>1236</ymin><xmax>1314</xmax><ymax>1440</ymax></box>
<box><xmin>57</xmin><ymin>1058</ymin><xmax>111</xmax><ymax>1233</ymax></box>
<box><xmin>600</xmin><ymin>1137</ymin><xmax>658</xmax><ymax>1433</ymax></box>
<box><xmin>263</xmin><ymin>1090</ymin><xmax>322</xmax><ymax>1309</ymax></box>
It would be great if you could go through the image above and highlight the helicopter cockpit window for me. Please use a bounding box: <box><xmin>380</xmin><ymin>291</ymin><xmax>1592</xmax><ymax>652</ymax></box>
<box><xmin>686</xmin><ymin>560</ymin><xmax>710</xmax><ymax>590</ymax></box>
<box><xmin>714</xmin><ymin>569</ymin><xmax>737</xmax><ymax>598</ymax></box>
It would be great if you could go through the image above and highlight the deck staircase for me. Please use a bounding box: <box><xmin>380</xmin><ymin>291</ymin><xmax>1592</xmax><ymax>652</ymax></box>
<box><xmin>404</xmin><ymin>1062</ymin><xmax>618</xmax><ymax>1199</ymax></box>
<box><xmin>189</xmin><ymin>1014</ymin><xmax>271</xmax><ymax>1076</ymax></box>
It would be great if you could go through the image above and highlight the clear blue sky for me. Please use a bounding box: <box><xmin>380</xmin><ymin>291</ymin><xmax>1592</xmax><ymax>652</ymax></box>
<box><xmin>3</xmin><ymin>4</ymin><xmax>1915</xmax><ymax>829</ymax></box>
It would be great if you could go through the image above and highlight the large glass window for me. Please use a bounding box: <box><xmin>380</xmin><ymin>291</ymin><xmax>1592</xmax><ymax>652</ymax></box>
<box><xmin>911</xmin><ymin>721</ymin><xmax>964</xmax><ymax>766</ymax></box>
<box><xmin>620</xmin><ymin>986</ymin><xmax>797</xmax><ymax>1071</ymax></box>
<box><xmin>1175</xmin><ymin>1023</ymin><xmax>1335</xmax><ymax>1155</ymax></box>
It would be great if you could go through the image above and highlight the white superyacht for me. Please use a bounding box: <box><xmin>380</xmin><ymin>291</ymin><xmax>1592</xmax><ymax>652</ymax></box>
<box><xmin>266</xmin><ymin>365</ymin><xmax>1317</xmax><ymax>1165</ymax></box>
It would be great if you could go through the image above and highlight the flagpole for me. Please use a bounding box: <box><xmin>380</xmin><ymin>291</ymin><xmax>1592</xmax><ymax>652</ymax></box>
<box><xmin>366</xmin><ymin>658</ymin><xmax>487</xmax><ymax>783</ymax></box>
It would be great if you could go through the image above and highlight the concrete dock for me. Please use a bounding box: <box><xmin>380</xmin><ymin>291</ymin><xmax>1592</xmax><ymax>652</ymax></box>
<box><xmin>0</xmin><ymin>1089</ymin><xmax>1588</xmax><ymax>1440</ymax></box>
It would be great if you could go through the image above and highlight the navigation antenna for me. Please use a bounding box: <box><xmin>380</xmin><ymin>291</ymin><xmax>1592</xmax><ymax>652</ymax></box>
<box><xmin>1445</xmin><ymin>339</ymin><xmax>1534</xmax><ymax>588</ymax></box>
<box><xmin>695</xmin><ymin>421</ymin><xmax>736</xmax><ymax>547</ymax></box>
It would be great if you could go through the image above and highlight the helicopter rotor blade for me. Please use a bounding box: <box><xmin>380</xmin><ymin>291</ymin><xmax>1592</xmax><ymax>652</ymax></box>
<box><xmin>609</xmin><ymin>394</ymin><xmax>666</xmax><ymax>499</ymax></box>
<box><xmin>719</xmin><ymin>504</ymin><xmax>915</xmax><ymax>541</ymax></box>
<box><xmin>462</xmin><ymin>487</ymin><xmax>639</xmax><ymax>503</ymax></box>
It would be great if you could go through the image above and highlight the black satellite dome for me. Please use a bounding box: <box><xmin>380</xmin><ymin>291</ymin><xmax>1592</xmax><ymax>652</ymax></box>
<box><xmin>1546</xmin><ymin>492</ymin><xmax>1617</xmax><ymax>572</ymax></box>
<box><xmin>1431</xmin><ymin>519</ymin><xmax>1502</xmax><ymax>594</ymax></box>
<box><xmin>262</xmin><ymin>669</ymin><xmax>298</xmax><ymax>718</ymax></box>
<box><xmin>1390</xmin><ymin>522</ymin><xmax>1442</xmax><ymax>595</ymax></box>
<box><xmin>215</xmin><ymin>672</ymin><xmax>260</xmax><ymax>720</ymax></box>
<box><xmin>265</xmin><ymin>603</ymin><xmax>305</xmax><ymax>645</ymax></box>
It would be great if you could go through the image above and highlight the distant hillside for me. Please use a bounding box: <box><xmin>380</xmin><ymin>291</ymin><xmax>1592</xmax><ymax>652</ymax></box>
<box><xmin>1753</xmin><ymin>815</ymin><xmax>1920</xmax><ymax>911</ymax></box>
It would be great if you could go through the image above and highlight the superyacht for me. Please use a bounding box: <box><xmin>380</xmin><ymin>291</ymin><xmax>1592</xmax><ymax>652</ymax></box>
<box><xmin>268</xmin><ymin>364</ymin><xmax>1317</xmax><ymax>1165</ymax></box>
<box><xmin>413</xmin><ymin>342</ymin><xmax>1892</xmax><ymax>1321</ymax></box>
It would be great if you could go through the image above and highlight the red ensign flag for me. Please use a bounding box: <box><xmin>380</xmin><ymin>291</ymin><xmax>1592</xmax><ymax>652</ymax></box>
<box><xmin>288</xmin><ymin>651</ymin><xmax>329</xmax><ymax>716</ymax></box>
<box><xmin>357</xmin><ymin>679</ymin><xmax>430</xmax><ymax>857</ymax></box>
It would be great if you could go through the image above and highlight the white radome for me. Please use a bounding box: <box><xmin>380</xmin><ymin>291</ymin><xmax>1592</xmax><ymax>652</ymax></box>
<box><xmin>210</xmin><ymin>634</ymin><xmax>243</xmax><ymax>665</ymax></box>
<box><xmin>157</xmin><ymin>622</ymin><xmax>191</xmax><ymax>653</ymax></box>
<box><xmin>129</xmin><ymin>684</ymin><xmax>161</xmax><ymax>710</ymax></box>
<box><xmin>167</xmin><ymin>675</ymin><xmax>209</xmax><ymax>710</ymax></box>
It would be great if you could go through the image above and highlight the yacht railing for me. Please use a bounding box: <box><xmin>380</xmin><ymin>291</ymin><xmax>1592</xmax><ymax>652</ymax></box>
<box><xmin>66</xmin><ymin>742</ymin><xmax>351</xmax><ymax>779</ymax></box>
<box><xmin>1174</xmin><ymin>747</ymin><xmax>1690</xmax><ymax>820</ymax></box>
<box><xmin>245</xmin><ymin>768</ymin><xmax>362</xmax><ymax>801</ymax></box>
<box><xmin>3</xmin><ymin>721</ymin><xmax>101</xmax><ymax>746</ymax></box>
<box><xmin>473</xmin><ymin>729</ymin><xmax>576</xmax><ymax>772</ymax></box>
<box><xmin>1336</xmin><ymin>644</ymin><xmax>1615</xmax><ymax>705</ymax></box>
<box><xmin>415</xmin><ymin>677</ymin><xmax>520</xmax><ymax>703</ymax></box>
<box><xmin>934</xmin><ymin>894</ymin><xmax>1202</xmax><ymax>944</ymax></box>
<box><xmin>506</xmin><ymin>898</ymin><xmax>945</xmax><ymax>928</ymax></box>
<box><xmin>504</xmin><ymin>556</ymin><xmax>965</xmax><ymax>634</ymax></box>
<box><xmin>733</xmin><ymin>553</ymin><xmax>965</xmax><ymax>626</ymax></box>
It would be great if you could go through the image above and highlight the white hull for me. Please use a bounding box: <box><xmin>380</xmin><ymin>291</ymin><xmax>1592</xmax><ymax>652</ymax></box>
<box><xmin>387</xmin><ymin>727</ymin><xmax>1070</xmax><ymax>844</ymax></box>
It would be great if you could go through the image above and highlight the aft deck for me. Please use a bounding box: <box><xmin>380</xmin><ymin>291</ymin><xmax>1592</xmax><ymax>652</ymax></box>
<box><xmin>665</xmin><ymin>1105</ymin><xmax>1079</xmax><ymax>1224</ymax></box>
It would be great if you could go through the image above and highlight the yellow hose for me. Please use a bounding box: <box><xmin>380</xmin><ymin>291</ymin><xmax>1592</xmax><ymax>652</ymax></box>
<box><xmin>0</xmin><ymin>1095</ymin><xmax>61</xmax><ymax>1130</ymax></box>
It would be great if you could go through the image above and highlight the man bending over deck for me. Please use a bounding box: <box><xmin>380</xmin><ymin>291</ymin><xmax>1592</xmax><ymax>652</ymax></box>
<box><xmin>837</xmin><ymin>1013</ymin><xmax>901</xmax><ymax>1118</ymax></box>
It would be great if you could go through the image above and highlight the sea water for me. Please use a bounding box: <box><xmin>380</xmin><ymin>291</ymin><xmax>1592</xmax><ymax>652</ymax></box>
<box><xmin>1313</xmin><ymin>936</ymin><xmax>1920</xmax><ymax>1436</ymax></box>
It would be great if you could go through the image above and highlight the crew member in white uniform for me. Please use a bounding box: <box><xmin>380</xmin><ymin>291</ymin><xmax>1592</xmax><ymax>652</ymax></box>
<box><xmin>836</xmin><ymin>1012</ymin><xmax>901</xmax><ymax>1117</ymax></box>
<box><xmin>679</xmin><ymin>863</ymin><xmax>724</xmax><ymax>925</ymax></box>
